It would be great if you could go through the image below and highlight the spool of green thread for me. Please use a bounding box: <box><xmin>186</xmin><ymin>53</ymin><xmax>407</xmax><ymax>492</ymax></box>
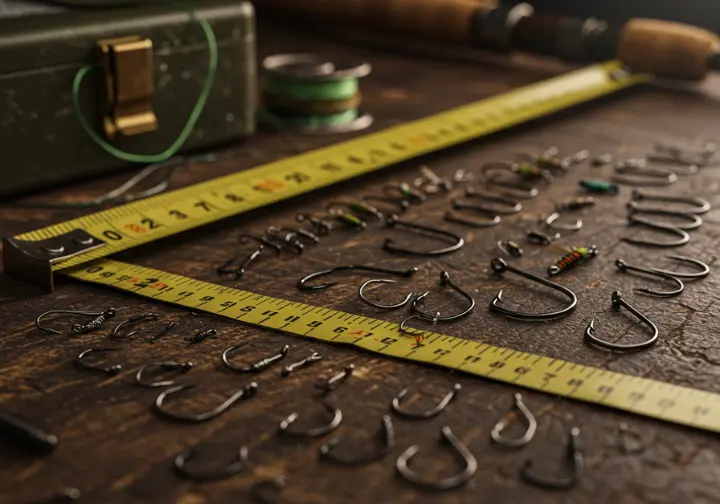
<box><xmin>261</xmin><ymin>53</ymin><xmax>372</xmax><ymax>134</ymax></box>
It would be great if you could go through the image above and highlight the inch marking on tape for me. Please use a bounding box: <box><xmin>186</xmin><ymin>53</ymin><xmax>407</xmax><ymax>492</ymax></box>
<box><xmin>66</xmin><ymin>258</ymin><xmax>720</xmax><ymax>434</ymax></box>
<box><xmin>10</xmin><ymin>62</ymin><xmax>648</xmax><ymax>276</ymax></box>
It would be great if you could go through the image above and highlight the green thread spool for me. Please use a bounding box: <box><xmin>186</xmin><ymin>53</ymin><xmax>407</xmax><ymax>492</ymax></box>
<box><xmin>261</xmin><ymin>53</ymin><xmax>372</xmax><ymax>134</ymax></box>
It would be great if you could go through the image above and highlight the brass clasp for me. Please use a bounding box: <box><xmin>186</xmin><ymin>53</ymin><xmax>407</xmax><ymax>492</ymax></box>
<box><xmin>97</xmin><ymin>36</ymin><xmax>158</xmax><ymax>138</ymax></box>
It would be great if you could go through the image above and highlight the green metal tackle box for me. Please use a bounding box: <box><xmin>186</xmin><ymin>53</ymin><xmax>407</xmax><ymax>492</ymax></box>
<box><xmin>0</xmin><ymin>0</ymin><xmax>256</xmax><ymax>197</ymax></box>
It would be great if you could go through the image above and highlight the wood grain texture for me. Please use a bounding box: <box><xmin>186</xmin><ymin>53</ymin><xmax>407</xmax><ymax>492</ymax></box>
<box><xmin>2</xmin><ymin>21</ymin><xmax>720</xmax><ymax>504</ymax></box>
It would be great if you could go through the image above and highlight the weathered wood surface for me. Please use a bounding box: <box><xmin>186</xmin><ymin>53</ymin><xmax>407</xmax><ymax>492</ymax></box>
<box><xmin>2</xmin><ymin>21</ymin><xmax>720</xmax><ymax>504</ymax></box>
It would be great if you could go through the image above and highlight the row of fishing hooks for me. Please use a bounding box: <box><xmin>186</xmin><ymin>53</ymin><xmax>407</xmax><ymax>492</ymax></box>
<box><xmin>215</xmin><ymin>165</ymin><xmax>474</xmax><ymax>280</ymax></box>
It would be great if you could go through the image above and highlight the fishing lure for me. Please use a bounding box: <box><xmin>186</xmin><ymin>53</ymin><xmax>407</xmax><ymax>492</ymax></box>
<box><xmin>579</xmin><ymin>179</ymin><xmax>619</xmax><ymax>195</ymax></box>
<box><xmin>547</xmin><ymin>246</ymin><xmax>599</xmax><ymax>276</ymax></box>
<box><xmin>555</xmin><ymin>197</ymin><xmax>596</xmax><ymax>212</ymax></box>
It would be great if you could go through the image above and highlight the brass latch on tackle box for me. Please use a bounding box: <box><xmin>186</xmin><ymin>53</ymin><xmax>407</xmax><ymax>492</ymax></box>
<box><xmin>97</xmin><ymin>36</ymin><xmax>158</xmax><ymax>138</ymax></box>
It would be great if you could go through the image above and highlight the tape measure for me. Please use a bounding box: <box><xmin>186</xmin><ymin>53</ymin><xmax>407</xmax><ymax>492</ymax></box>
<box><xmin>4</xmin><ymin>61</ymin><xmax>648</xmax><ymax>291</ymax></box>
<box><xmin>65</xmin><ymin>259</ymin><xmax>720</xmax><ymax>434</ymax></box>
<box><xmin>13</xmin><ymin>60</ymin><xmax>711</xmax><ymax>432</ymax></box>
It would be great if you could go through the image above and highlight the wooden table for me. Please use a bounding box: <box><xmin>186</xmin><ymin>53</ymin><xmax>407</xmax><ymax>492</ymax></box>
<box><xmin>2</xmin><ymin>20</ymin><xmax>720</xmax><ymax>504</ymax></box>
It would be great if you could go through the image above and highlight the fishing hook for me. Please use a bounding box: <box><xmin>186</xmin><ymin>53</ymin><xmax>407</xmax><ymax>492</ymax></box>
<box><xmin>250</xmin><ymin>476</ymin><xmax>286</xmax><ymax>504</ymax></box>
<box><xmin>413</xmin><ymin>165</ymin><xmax>453</xmax><ymax>194</ymax></box>
<box><xmin>239</xmin><ymin>234</ymin><xmax>284</xmax><ymax>255</ymax></box>
<box><xmin>584</xmin><ymin>291</ymin><xmax>659</xmax><ymax>351</ymax></box>
<box><xmin>279</xmin><ymin>402</ymin><xmax>343</xmax><ymax>437</ymax></box>
<box><xmin>298</xmin><ymin>265</ymin><xmax>419</xmax><ymax>291</ymax></box>
<box><xmin>555</xmin><ymin>197</ymin><xmax>596</xmax><ymax>212</ymax></box>
<box><xmin>445</xmin><ymin>201</ymin><xmax>501</xmax><ymax>228</ymax></box>
<box><xmin>626</xmin><ymin>206</ymin><xmax>703</xmax><ymax>231</ymax></box>
<box><xmin>281</xmin><ymin>352</ymin><xmax>323</xmax><ymax>377</ymax></box>
<box><xmin>217</xmin><ymin>247</ymin><xmax>265</xmax><ymax>280</ymax></box>
<box><xmin>361</xmin><ymin>195</ymin><xmax>410</xmax><ymax>215</ymax></box>
<box><xmin>545</xmin><ymin>212</ymin><xmax>582</xmax><ymax>232</ymax></box>
<box><xmin>613</xmin><ymin>162</ymin><xmax>677</xmax><ymax>186</ymax></box>
<box><xmin>173</xmin><ymin>445</ymin><xmax>248</xmax><ymax>482</ymax></box>
<box><xmin>222</xmin><ymin>343</ymin><xmax>290</xmax><ymax>373</ymax></box>
<box><xmin>76</xmin><ymin>348</ymin><xmax>122</xmax><ymax>377</ymax></box>
<box><xmin>491</xmin><ymin>393</ymin><xmax>538</xmax><ymax>448</ymax></box>
<box><xmin>396</xmin><ymin>426</ymin><xmax>477</xmax><ymax>491</ymax></box>
<box><xmin>327</xmin><ymin>201</ymin><xmax>383</xmax><ymax>220</ymax></box>
<box><xmin>154</xmin><ymin>382</ymin><xmax>258</xmax><ymax>423</ymax></box>
<box><xmin>615</xmin><ymin>259</ymin><xmax>684</xmax><ymax>297</ymax></box>
<box><xmin>146</xmin><ymin>321</ymin><xmax>176</xmax><ymax>343</ymax></box>
<box><xmin>463</xmin><ymin>186</ymin><xmax>522</xmax><ymax>214</ymax></box>
<box><xmin>266</xmin><ymin>226</ymin><xmax>321</xmax><ymax>244</ymax></box>
<box><xmin>383</xmin><ymin>182</ymin><xmax>426</xmax><ymax>204</ymax></box>
<box><xmin>263</xmin><ymin>228</ymin><xmax>304</xmax><ymax>254</ymax></box>
<box><xmin>489</xmin><ymin>258</ymin><xmax>578</xmax><ymax>321</ymax></box>
<box><xmin>649</xmin><ymin>255</ymin><xmax>711</xmax><ymax>279</ymax></box>
<box><xmin>521</xmin><ymin>427</ymin><xmax>583</xmax><ymax>490</ymax></box>
<box><xmin>296</xmin><ymin>213</ymin><xmax>333</xmax><ymax>235</ymax></box>
<box><xmin>36</xmin><ymin>308</ymin><xmax>117</xmax><ymax>336</ymax></box>
<box><xmin>316</xmin><ymin>365</ymin><xmax>355</xmax><ymax>395</ymax></box>
<box><xmin>485</xmin><ymin>178</ymin><xmax>539</xmax><ymax>199</ymax></box>
<box><xmin>526</xmin><ymin>229</ymin><xmax>561</xmax><ymax>245</ymax></box>
<box><xmin>135</xmin><ymin>361</ymin><xmax>194</xmax><ymax>388</ymax></box>
<box><xmin>111</xmin><ymin>312</ymin><xmax>159</xmax><ymax>339</ymax></box>
<box><xmin>481</xmin><ymin>161</ymin><xmax>553</xmax><ymax>184</ymax></box>
<box><xmin>320</xmin><ymin>415</ymin><xmax>395</xmax><ymax>465</ymax></box>
<box><xmin>399</xmin><ymin>313</ymin><xmax>440</xmax><ymax>337</ymax></box>
<box><xmin>384</xmin><ymin>216</ymin><xmax>464</xmax><ymax>256</ymax></box>
<box><xmin>391</xmin><ymin>383</ymin><xmax>461</xmax><ymax>419</ymax></box>
<box><xmin>411</xmin><ymin>271</ymin><xmax>476</xmax><ymax>322</ymax></box>
<box><xmin>622</xmin><ymin>214</ymin><xmax>690</xmax><ymax>247</ymax></box>
<box><xmin>358</xmin><ymin>279</ymin><xmax>417</xmax><ymax>310</ymax></box>
<box><xmin>630</xmin><ymin>188</ymin><xmax>711</xmax><ymax>215</ymax></box>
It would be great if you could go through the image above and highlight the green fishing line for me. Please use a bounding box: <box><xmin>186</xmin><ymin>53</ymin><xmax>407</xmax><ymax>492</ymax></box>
<box><xmin>264</xmin><ymin>74</ymin><xmax>359</xmax><ymax>101</ymax></box>
<box><xmin>264</xmin><ymin>109</ymin><xmax>359</xmax><ymax>128</ymax></box>
<box><xmin>72</xmin><ymin>2</ymin><xmax>217</xmax><ymax>164</ymax></box>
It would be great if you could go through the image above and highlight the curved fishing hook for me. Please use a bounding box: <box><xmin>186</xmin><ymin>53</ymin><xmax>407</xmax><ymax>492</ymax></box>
<box><xmin>485</xmin><ymin>178</ymin><xmax>539</xmax><ymax>199</ymax></box>
<box><xmin>111</xmin><ymin>312</ymin><xmax>159</xmax><ymax>339</ymax></box>
<box><xmin>463</xmin><ymin>186</ymin><xmax>522</xmax><ymax>214</ymax></box>
<box><xmin>250</xmin><ymin>476</ymin><xmax>287</xmax><ymax>504</ymax></box>
<box><xmin>218</xmin><ymin>247</ymin><xmax>265</xmax><ymax>280</ymax></box>
<box><xmin>521</xmin><ymin>427</ymin><xmax>583</xmax><ymax>490</ymax></box>
<box><xmin>36</xmin><ymin>308</ymin><xmax>117</xmax><ymax>336</ymax></box>
<box><xmin>626</xmin><ymin>206</ymin><xmax>703</xmax><ymax>231</ymax></box>
<box><xmin>316</xmin><ymin>365</ymin><xmax>354</xmax><ymax>395</ymax></box>
<box><xmin>76</xmin><ymin>348</ymin><xmax>122</xmax><ymax>376</ymax></box>
<box><xmin>630</xmin><ymin>189</ymin><xmax>711</xmax><ymax>215</ymax></box>
<box><xmin>446</xmin><ymin>200</ymin><xmax>501</xmax><ymax>228</ymax></box>
<box><xmin>296</xmin><ymin>213</ymin><xmax>333</xmax><ymax>235</ymax></box>
<box><xmin>649</xmin><ymin>255</ymin><xmax>711</xmax><ymax>279</ymax></box>
<box><xmin>613</xmin><ymin>162</ymin><xmax>678</xmax><ymax>186</ymax></box>
<box><xmin>154</xmin><ymin>382</ymin><xmax>258</xmax><ymax>423</ymax></box>
<box><xmin>411</xmin><ymin>271</ymin><xmax>476</xmax><ymax>322</ymax></box>
<box><xmin>358</xmin><ymin>279</ymin><xmax>417</xmax><ymax>310</ymax></box>
<box><xmin>361</xmin><ymin>195</ymin><xmax>410</xmax><ymax>215</ymax></box>
<box><xmin>135</xmin><ymin>361</ymin><xmax>194</xmax><ymax>388</ymax></box>
<box><xmin>399</xmin><ymin>313</ymin><xmax>440</xmax><ymax>337</ymax></box>
<box><xmin>222</xmin><ymin>343</ymin><xmax>290</xmax><ymax>373</ymax></box>
<box><xmin>384</xmin><ymin>216</ymin><xmax>464</xmax><ymax>256</ymax></box>
<box><xmin>545</xmin><ymin>212</ymin><xmax>582</xmax><ymax>232</ymax></box>
<box><xmin>622</xmin><ymin>214</ymin><xmax>690</xmax><ymax>247</ymax></box>
<box><xmin>584</xmin><ymin>291</ymin><xmax>659</xmax><ymax>351</ymax></box>
<box><xmin>489</xmin><ymin>258</ymin><xmax>578</xmax><ymax>321</ymax></box>
<box><xmin>396</xmin><ymin>426</ymin><xmax>477</xmax><ymax>491</ymax></box>
<box><xmin>173</xmin><ymin>445</ymin><xmax>248</xmax><ymax>482</ymax></box>
<box><xmin>491</xmin><ymin>393</ymin><xmax>538</xmax><ymax>448</ymax></box>
<box><xmin>279</xmin><ymin>402</ymin><xmax>343</xmax><ymax>437</ymax></box>
<box><xmin>615</xmin><ymin>259</ymin><xmax>684</xmax><ymax>297</ymax></box>
<box><xmin>391</xmin><ymin>383</ymin><xmax>461</xmax><ymax>419</ymax></box>
<box><xmin>266</xmin><ymin>226</ymin><xmax>321</xmax><ymax>244</ymax></box>
<box><xmin>320</xmin><ymin>415</ymin><xmax>395</xmax><ymax>466</ymax></box>
<box><xmin>298</xmin><ymin>265</ymin><xmax>419</xmax><ymax>291</ymax></box>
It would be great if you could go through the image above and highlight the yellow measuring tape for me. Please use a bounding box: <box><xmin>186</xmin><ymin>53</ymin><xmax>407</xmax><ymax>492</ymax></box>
<box><xmin>7</xmin><ymin>61</ymin><xmax>647</xmax><ymax>282</ymax></box>
<box><xmin>13</xmin><ymin>60</ymin><xmax>711</xmax><ymax>431</ymax></box>
<box><xmin>66</xmin><ymin>259</ymin><xmax>720</xmax><ymax>433</ymax></box>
